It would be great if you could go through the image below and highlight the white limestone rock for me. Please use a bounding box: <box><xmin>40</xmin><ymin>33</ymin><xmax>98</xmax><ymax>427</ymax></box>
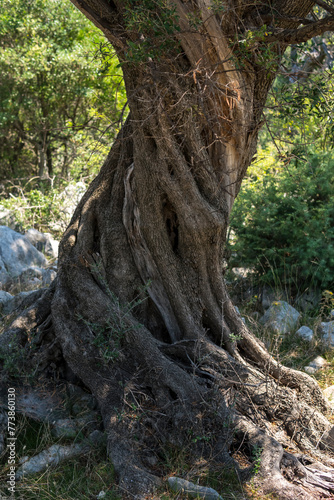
<box><xmin>260</xmin><ymin>301</ymin><xmax>300</xmax><ymax>334</ymax></box>
<box><xmin>304</xmin><ymin>356</ymin><xmax>327</xmax><ymax>374</ymax></box>
<box><xmin>0</xmin><ymin>226</ymin><xmax>47</xmax><ymax>288</ymax></box>
<box><xmin>296</xmin><ymin>326</ymin><xmax>314</xmax><ymax>341</ymax></box>
<box><xmin>25</xmin><ymin>228</ymin><xmax>59</xmax><ymax>259</ymax></box>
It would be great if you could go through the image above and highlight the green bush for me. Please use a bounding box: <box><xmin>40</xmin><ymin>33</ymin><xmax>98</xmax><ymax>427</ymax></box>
<box><xmin>1</xmin><ymin>188</ymin><xmax>63</xmax><ymax>237</ymax></box>
<box><xmin>229</xmin><ymin>150</ymin><xmax>334</xmax><ymax>291</ymax></box>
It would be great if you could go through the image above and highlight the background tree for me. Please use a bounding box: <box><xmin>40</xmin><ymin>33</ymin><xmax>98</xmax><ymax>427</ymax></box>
<box><xmin>0</xmin><ymin>0</ymin><xmax>126</xmax><ymax>186</ymax></box>
<box><xmin>3</xmin><ymin>1</ymin><xmax>334</xmax><ymax>499</ymax></box>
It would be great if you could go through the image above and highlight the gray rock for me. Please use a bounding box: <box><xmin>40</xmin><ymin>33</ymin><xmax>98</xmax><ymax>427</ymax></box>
<box><xmin>0</xmin><ymin>226</ymin><xmax>47</xmax><ymax>288</ymax></box>
<box><xmin>0</xmin><ymin>290</ymin><xmax>13</xmax><ymax>314</ymax></box>
<box><xmin>309</xmin><ymin>356</ymin><xmax>327</xmax><ymax>369</ymax></box>
<box><xmin>260</xmin><ymin>300</ymin><xmax>300</xmax><ymax>334</ymax></box>
<box><xmin>319</xmin><ymin>322</ymin><xmax>334</xmax><ymax>346</ymax></box>
<box><xmin>44</xmin><ymin>234</ymin><xmax>59</xmax><ymax>259</ymax></box>
<box><xmin>15</xmin><ymin>443</ymin><xmax>89</xmax><ymax>480</ymax></box>
<box><xmin>168</xmin><ymin>477</ymin><xmax>223</xmax><ymax>499</ymax></box>
<box><xmin>304</xmin><ymin>366</ymin><xmax>317</xmax><ymax>375</ymax></box>
<box><xmin>304</xmin><ymin>356</ymin><xmax>327</xmax><ymax>374</ymax></box>
<box><xmin>25</xmin><ymin>228</ymin><xmax>59</xmax><ymax>259</ymax></box>
<box><xmin>296</xmin><ymin>326</ymin><xmax>314</xmax><ymax>341</ymax></box>
<box><xmin>42</xmin><ymin>268</ymin><xmax>57</xmax><ymax>286</ymax></box>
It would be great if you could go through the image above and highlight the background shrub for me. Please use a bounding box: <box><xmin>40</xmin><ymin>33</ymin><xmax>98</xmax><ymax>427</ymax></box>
<box><xmin>229</xmin><ymin>150</ymin><xmax>334</xmax><ymax>291</ymax></box>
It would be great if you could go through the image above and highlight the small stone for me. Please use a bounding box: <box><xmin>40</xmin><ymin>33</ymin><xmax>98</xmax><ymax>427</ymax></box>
<box><xmin>304</xmin><ymin>366</ymin><xmax>317</xmax><ymax>375</ymax></box>
<box><xmin>309</xmin><ymin>356</ymin><xmax>327</xmax><ymax>369</ymax></box>
<box><xmin>304</xmin><ymin>356</ymin><xmax>327</xmax><ymax>374</ymax></box>
<box><xmin>296</xmin><ymin>326</ymin><xmax>314</xmax><ymax>341</ymax></box>
<box><xmin>97</xmin><ymin>492</ymin><xmax>106</xmax><ymax>499</ymax></box>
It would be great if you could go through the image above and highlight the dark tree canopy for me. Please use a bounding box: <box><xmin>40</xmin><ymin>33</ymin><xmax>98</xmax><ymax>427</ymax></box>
<box><xmin>3</xmin><ymin>1</ymin><xmax>334</xmax><ymax>498</ymax></box>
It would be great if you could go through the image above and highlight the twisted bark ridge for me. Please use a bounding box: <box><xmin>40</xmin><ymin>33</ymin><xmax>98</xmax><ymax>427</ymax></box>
<box><xmin>3</xmin><ymin>1</ymin><xmax>334</xmax><ymax>498</ymax></box>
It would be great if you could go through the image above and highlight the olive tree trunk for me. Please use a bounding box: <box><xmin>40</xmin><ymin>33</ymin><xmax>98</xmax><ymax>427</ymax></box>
<box><xmin>5</xmin><ymin>1</ymin><xmax>334</xmax><ymax>498</ymax></box>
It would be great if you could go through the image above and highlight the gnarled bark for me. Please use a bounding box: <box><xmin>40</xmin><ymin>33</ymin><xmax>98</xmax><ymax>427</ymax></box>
<box><xmin>3</xmin><ymin>1</ymin><xmax>334</xmax><ymax>498</ymax></box>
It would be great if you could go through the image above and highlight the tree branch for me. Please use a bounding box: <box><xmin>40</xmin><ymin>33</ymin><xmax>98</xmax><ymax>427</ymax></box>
<box><xmin>259</xmin><ymin>15</ymin><xmax>334</xmax><ymax>44</ymax></box>
<box><xmin>314</xmin><ymin>0</ymin><xmax>334</xmax><ymax>16</ymax></box>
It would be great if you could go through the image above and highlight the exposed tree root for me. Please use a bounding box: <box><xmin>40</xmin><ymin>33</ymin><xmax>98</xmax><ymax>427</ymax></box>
<box><xmin>2</xmin><ymin>279</ymin><xmax>334</xmax><ymax>499</ymax></box>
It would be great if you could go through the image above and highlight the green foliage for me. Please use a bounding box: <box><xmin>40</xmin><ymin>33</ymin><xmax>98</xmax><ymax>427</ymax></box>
<box><xmin>251</xmin><ymin>445</ymin><xmax>263</xmax><ymax>475</ymax></box>
<box><xmin>123</xmin><ymin>0</ymin><xmax>180</xmax><ymax>62</ymax></box>
<box><xmin>1</xmin><ymin>187</ymin><xmax>64</xmax><ymax>236</ymax></box>
<box><xmin>229</xmin><ymin>150</ymin><xmax>334</xmax><ymax>291</ymax></box>
<box><xmin>264</xmin><ymin>70</ymin><xmax>334</xmax><ymax>152</ymax></box>
<box><xmin>0</xmin><ymin>0</ymin><xmax>126</xmax><ymax>185</ymax></box>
